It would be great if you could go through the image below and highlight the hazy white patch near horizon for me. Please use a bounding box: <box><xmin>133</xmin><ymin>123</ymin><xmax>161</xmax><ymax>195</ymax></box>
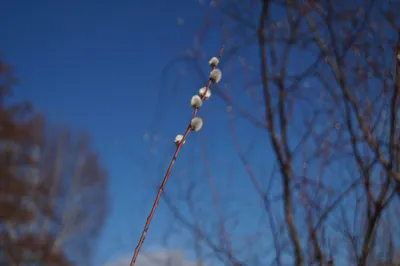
<box><xmin>103</xmin><ymin>249</ymin><xmax>200</xmax><ymax>266</ymax></box>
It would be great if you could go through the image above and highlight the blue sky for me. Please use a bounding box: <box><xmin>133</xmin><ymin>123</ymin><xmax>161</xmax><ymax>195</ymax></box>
<box><xmin>0</xmin><ymin>0</ymin><xmax>220</xmax><ymax>264</ymax></box>
<box><xmin>1</xmin><ymin>0</ymin><xmax>267</xmax><ymax>265</ymax></box>
<box><xmin>3</xmin><ymin>1</ymin><xmax>392</xmax><ymax>265</ymax></box>
<box><xmin>0</xmin><ymin>1</ymin><xmax>342</xmax><ymax>264</ymax></box>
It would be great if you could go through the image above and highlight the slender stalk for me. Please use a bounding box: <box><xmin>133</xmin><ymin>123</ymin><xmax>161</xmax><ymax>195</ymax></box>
<box><xmin>129</xmin><ymin>46</ymin><xmax>225</xmax><ymax>266</ymax></box>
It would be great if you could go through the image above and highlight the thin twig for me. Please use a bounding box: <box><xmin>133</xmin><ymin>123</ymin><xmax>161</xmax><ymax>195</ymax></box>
<box><xmin>129</xmin><ymin>46</ymin><xmax>225</xmax><ymax>266</ymax></box>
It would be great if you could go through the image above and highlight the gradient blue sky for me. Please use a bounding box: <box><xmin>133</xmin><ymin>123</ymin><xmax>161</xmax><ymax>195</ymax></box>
<box><xmin>1</xmin><ymin>1</ymin><xmax>370</xmax><ymax>265</ymax></box>
<box><xmin>0</xmin><ymin>0</ymin><xmax>331</xmax><ymax>264</ymax></box>
<box><xmin>0</xmin><ymin>0</ymin><xmax>221</xmax><ymax>264</ymax></box>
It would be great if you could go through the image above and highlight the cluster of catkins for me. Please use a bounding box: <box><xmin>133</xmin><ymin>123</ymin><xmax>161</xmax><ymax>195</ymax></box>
<box><xmin>174</xmin><ymin>56</ymin><xmax>222</xmax><ymax>146</ymax></box>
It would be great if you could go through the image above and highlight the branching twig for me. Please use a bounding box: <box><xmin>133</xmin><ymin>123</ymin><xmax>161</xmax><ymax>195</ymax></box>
<box><xmin>258</xmin><ymin>1</ymin><xmax>304</xmax><ymax>265</ymax></box>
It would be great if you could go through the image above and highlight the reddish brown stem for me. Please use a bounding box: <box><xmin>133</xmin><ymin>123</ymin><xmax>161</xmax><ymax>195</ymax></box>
<box><xmin>129</xmin><ymin>46</ymin><xmax>225</xmax><ymax>266</ymax></box>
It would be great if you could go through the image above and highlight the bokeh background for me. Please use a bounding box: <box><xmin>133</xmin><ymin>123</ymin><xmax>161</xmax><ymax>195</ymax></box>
<box><xmin>1</xmin><ymin>0</ymin><xmax>400</xmax><ymax>265</ymax></box>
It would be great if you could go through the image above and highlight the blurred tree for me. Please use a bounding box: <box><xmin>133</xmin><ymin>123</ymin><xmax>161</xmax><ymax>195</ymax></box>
<box><xmin>0</xmin><ymin>59</ymin><xmax>109</xmax><ymax>265</ymax></box>
<box><xmin>142</xmin><ymin>0</ymin><xmax>400</xmax><ymax>265</ymax></box>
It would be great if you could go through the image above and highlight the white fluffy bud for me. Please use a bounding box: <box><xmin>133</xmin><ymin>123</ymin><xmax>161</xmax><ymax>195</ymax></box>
<box><xmin>199</xmin><ymin>87</ymin><xmax>211</xmax><ymax>99</ymax></box>
<box><xmin>190</xmin><ymin>95</ymin><xmax>203</xmax><ymax>108</ymax></box>
<box><xmin>208</xmin><ymin>57</ymin><xmax>219</xmax><ymax>67</ymax></box>
<box><xmin>190</xmin><ymin>117</ymin><xmax>203</xmax><ymax>132</ymax></box>
<box><xmin>210</xmin><ymin>68</ymin><xmax>222</xmax><ymax>83</ymax></box>
<box><xmin>174</xmin><ymin>134</ymin><xmax>186</xmax><ymax>145</ymax></box>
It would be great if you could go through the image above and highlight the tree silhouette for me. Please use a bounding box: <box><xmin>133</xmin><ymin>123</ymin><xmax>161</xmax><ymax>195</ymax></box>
<box><xmin>145</xmin><ymin>0</ymin><xmax>400</xmax><ymax>265</ymax></box>
<box><xmin>0</xmin><ymin>59</ymin><xmax>109</xmax><ymax>265</ymax></box>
